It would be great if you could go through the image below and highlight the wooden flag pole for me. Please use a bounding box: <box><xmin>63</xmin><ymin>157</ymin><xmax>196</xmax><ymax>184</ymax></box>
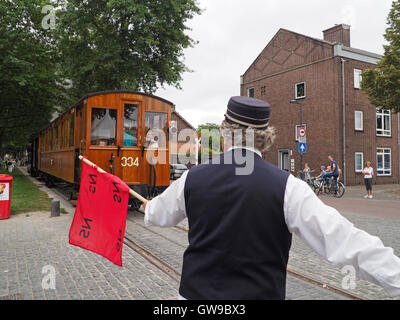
<box><xmin>79</xmin><ymin>155</ymin><xmax>148</xmax><ymax>204</ymax></box>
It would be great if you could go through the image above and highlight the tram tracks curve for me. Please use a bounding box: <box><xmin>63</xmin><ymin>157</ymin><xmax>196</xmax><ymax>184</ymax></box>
<box><xmin>126</xmin><ymin>210</ymin><xmax>366</xmax><ymax>301</ymax></box>
<box><xmin>48</xmin><ymin>181</ymin><xmax>365</xmax><ymax>300</ymax></box>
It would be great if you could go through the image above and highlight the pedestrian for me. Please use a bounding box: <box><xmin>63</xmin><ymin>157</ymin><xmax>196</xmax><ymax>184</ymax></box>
<box><xmin>363</xmin><ymin>161</ymin><xmax>374</xmax><ymax>199</ymax></box>
<box><xmin>303</xmin><ymin>163</ymin><xmax>312</xmax><ymax>185</ymax></box>
<box><xmin>143</xmin><ymin>96</ymin><xmax>400</xmax><ymax>299</ymax></box>
<box><xmin>7</xmin><ymin>160</ymin><xmax>13</xmax><ymax>173</ymax></box>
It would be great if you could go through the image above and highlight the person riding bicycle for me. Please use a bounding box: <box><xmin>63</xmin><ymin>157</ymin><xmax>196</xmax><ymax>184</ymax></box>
<box><xmin>324</xmin><ymin>155</ymin><xmax>340</xmax><ymax>192</ymax></box>
<box><xmin>316</xmin><ymin>166</ymin><xmax>329</xmax><ymax>193</ymax></box>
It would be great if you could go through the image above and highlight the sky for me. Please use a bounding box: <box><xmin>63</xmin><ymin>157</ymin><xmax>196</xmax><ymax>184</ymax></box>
<box><xmin>155</xmin><ymin>0</ymin><xmax>394</xmax><ymax>129</ymax></box>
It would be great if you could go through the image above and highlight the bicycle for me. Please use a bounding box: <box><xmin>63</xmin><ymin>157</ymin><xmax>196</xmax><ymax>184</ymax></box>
<box><xmin>316</xmin><ymin>176</ymin><xmax>345</xmax><ymax>198</ymax></box>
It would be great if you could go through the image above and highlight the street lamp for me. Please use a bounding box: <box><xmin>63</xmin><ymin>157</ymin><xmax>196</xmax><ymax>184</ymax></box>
<box><xmin>290</xmin><ymin>99</ymin><xmax>303</xmax><ymax>179</ymax></box>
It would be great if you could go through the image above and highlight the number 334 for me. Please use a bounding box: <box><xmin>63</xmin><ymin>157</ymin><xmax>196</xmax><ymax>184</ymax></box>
<box><xmin>121</xmin><ymin>157</ymin><xmax>139</xmax><ymax>167</ymax></box>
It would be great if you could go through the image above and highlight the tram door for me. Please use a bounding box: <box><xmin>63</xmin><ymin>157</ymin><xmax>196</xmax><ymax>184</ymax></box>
<box><xmin>119</xmin><ymin>102</ymin><xmax>143</xmax><ymax>185</ymax></box>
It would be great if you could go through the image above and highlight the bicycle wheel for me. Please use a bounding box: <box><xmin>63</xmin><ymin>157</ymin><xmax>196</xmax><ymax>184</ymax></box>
<box><xmin>334</xmin><ymin>182</ymin><xmax>345</xmax><ymax>198</ymax></box>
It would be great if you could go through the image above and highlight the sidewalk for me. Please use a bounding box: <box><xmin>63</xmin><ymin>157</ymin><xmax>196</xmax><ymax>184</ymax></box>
<box><xmin>319</xmin><ymin>183</ymin><xmax>400</xmax><ymax>219</ymax></box>
<box><xmin>0</xmin><ymin>167</ymin><xmax>179</xmax><ymax>300</ymax></box>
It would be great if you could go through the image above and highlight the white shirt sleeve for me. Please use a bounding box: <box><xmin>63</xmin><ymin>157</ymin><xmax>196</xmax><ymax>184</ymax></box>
<box><xmin>144</xmin><ymin>170</ymin><xmax>188</xmax><ymax>227</ymax></box>
<box><xmin>283</xmin><ymin>174</ymin><xmax>400</xmax><ymax>297</ymax></box>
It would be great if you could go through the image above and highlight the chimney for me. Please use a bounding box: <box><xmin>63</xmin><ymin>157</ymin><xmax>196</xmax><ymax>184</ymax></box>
<box><xmin>323</xmin><ymin>24</ymin><xmax>351</xmax><ymax>47</ymax></box>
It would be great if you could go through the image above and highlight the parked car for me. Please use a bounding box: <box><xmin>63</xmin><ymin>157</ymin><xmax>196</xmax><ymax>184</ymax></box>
<box><xmin>170</xmin><ymin>163</ymin><xmax>188</xmax><ymax>180</ymax></box>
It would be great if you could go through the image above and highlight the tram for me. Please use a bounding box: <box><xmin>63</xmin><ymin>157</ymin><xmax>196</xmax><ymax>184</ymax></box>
<box><xmin>29</xmin><ymin>91</ymin><xmax>175</xmax><ymax>207</ymax></box>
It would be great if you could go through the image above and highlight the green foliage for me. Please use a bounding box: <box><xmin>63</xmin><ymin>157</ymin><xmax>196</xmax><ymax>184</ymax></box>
<box><xmin>0</xmin><ymin>0</ymin><xmax>68</xmax><ymax>153</ymax></box>
<box><xmin>361</xmin><ymin>0</ymin><xmax>400</xmax><ymax>113</ymax></box>
<box><xmin>55</xmin><ymin>0</ymin><xmax>201</xmax><ymax>101</ymax></box>
<box><xmin>0</xmin><ymin>0</ymin><xmax>201</xmax><ymax>152</ymax></box>
<box><xmin>196</xmin><ymin>123</ymin><xmax>222</xmax><ymax>163</ymax></box>
<box><xmin>0</xmin><ymin>166</ymin><xmax>52</xmax><ymax>214</ymax></box>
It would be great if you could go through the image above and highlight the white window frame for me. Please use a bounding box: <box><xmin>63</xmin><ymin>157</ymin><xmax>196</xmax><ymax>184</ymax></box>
<box><xmin>295</xmin><ymin>124</ymin><xmax>307</xmax><ymax>141</ymax></box>
<box><xmin>247</xmin><ymin>87</ymin><xmax>255</xmax><ymax>98</ymax></box>
<box><xmin>376</xmin><ymin>148</ymin><xmax>391</xmax><ymax>176</ymax></box>
<box><xmin>376</xmin><ymin>108</ymin><xmax>391</xmax><ymax>137</ymax></box>
<box><xmin>295</xmin><ymin>82</ymin><xmax>306</xmax><ymax>99</ymax></box>
<box><xmin>354</xmin><ymin>111</ymin><xmax>363</xmax><ymax>131</ymax></box>
<box><xmin>354</xmin><ymin>69</ymin><xmax>362</xmax><ymax>89</ymax></box>
<box><xmin>355</xmin><ymin>152</ymin><xmax>364</xmax><ymax>172</ymax></box>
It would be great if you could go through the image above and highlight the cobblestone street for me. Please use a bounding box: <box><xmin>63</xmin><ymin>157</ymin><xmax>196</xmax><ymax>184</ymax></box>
<box><xmin>0</xmin><ymin>167</ymin><xmax>399</xmax><ymax>300</ymax></box>
<box><xmin>0</xmin><ymin>212</ymin><xmax>178</xmax><ymax>300</ymax></box>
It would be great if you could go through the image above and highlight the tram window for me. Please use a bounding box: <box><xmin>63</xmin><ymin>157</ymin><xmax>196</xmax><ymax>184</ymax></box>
<box><xmin>123</xmin><ymin>104</ymin><xmax>138</xmax><ymax>147</ymax></box>
<box><xmin>54</xmin><ymin>125</ymin><xmax>59</xmax><ymax>150</ymax></box>
<box><xmin>69</xmin><ymin>115</ymin><xmax>74</xmax><ymax>147</ymax></box>
<box><xmin>91</xmin><ymin>108</ymin><xmax>117</xmax><ymax>146</ymax></box>
<box><xmin>49</xmin><ymin>128</ymin><xmax>53</xmax><ymax>151</ymax></box>
<box><xmin>145</xmin><ymin>112</ymin><xmax>168</xmax><ymax>148</ymax></box>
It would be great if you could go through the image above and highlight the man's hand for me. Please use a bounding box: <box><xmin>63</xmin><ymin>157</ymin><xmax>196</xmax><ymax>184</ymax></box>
<box><xmin>142</xmin><ymin>201</ymin><xmax>148</xmax><ymax>210</ymax></box>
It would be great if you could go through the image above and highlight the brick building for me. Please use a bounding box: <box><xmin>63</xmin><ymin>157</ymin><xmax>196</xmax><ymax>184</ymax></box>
<box><xmin>240</xmin><ymin>24</ymin><xmax>400</xmax><ymax>185</ymax></box>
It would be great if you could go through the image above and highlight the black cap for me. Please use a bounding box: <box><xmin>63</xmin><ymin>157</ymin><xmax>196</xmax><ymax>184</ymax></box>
<box><xmin>224</xmin><ymin>96</ymin><xmax>271</xmax><ymax>129</ymax></box>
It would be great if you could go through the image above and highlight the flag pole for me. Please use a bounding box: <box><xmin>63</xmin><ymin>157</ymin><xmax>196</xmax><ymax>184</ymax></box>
<box><xmin>79</xmin><ymin>156</ymin><xmax>148</xmax><ymax>204</ymax></box>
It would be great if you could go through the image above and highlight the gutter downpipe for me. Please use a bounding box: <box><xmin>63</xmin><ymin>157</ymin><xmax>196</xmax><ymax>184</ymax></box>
<box><xmin>341</xmin><ymin>58</ymin><xmax>347</xmax><ymax>186</ymax></box>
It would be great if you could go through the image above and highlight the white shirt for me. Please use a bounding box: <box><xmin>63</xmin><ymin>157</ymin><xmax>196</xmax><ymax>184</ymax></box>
<box><xmin>363</xmin><ymin>167</ymin><xmax>374</xmax><ymax>179</ymax></box>
<box><xmin>144</xmin><ymin>151</ymin><xmax>400</xmax><ymax>297</ymax></box>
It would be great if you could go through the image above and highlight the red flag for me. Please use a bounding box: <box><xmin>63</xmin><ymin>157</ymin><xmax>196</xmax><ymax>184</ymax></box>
<box><xmin>69</xmin><ymin>161</ymin><xmax>130</xmax><ymax>266</ymax></box>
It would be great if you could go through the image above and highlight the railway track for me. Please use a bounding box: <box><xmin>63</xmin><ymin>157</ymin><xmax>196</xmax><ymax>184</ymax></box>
<box><xmin>127</xmin><ymin>210</ymin><xmax>366</xmax><ymax>301</ymax></box>
<box><xmin>49</xmin><ymin>181</ymin><xmax>365</xmax><ymax>300</ymax></box>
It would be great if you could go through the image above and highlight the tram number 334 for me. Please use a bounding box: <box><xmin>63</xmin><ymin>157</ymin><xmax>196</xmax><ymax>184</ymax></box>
<box><xmin>121</xmin><ymin>157</ymin><xmax>139</xmax><ymax>167</ymax></box>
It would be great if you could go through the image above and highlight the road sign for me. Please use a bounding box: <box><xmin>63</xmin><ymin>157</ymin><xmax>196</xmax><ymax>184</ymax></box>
<box><xmin>298</xmin><ymin>126</ymin><xmax>306</xmax><ymax>138</ymax></box>
<box><xmin>298</xmin><ymin>142</ymin><xmax>306</xmax><ymax>153</ymax></box>
<box><xmin>298</xmin><ymin>136</ymin><xmax>306</xmax><ymax>143</ymax></box>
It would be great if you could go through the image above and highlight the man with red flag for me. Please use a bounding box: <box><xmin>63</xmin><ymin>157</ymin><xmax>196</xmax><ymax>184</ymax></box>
<box><xmin>69</xmin><ymin>159</ymin><xmax>130</xmax><ymax>266</ymax></box>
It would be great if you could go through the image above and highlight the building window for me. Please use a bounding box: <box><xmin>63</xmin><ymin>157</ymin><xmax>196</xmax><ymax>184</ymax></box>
<box><xmin>354</xmin><ymin>69</ymin><xmax>362</xmax><ymax>89</ymax></box>
<box><xmin>295</xmin><ymin>124</ymin><xmax>307</xmax><ymax>141</ymax></box>
<box><xmin>376</xmin><ymin>148</ymin><xmax>391</xmax><ymax>176</ymax></box>
<box><xmin>354</xmin><ymin>111</ymin><xmax>363</xmax><ymax>131</ymax></box>
<box><xmin>355</xmin><ymin>152</ymin><xmax>363</xmax><ymax>172</ymax></box>
<box><xmin>295</xmin><ymin>82</ymin><xmax>306</xmax><ymax>99</ymax></box>
<box><xmin>247</xmin><ymin>87</ymin><xmax>255</xmax><ymax>98</ymax></box>
<box><xmin>376</xmin><ymin>108</ymin><xmax>391</xmax><ymax>136</ymax></box>
<box><xmin>260</xmin><ymin>85</ymin><xmax>266</xmax><ymax>96</ymax></box>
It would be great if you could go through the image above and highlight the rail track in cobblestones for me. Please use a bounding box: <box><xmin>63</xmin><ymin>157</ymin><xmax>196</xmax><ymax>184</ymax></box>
<box><xmin>49</xmin><ymin>182</ymin><xmax>365</xmax><ymax>300</ymax></box>
<box><xmin>127</xmin><ymin>210</ymin><xmax>366</xmax><ymax>300</ymax></box>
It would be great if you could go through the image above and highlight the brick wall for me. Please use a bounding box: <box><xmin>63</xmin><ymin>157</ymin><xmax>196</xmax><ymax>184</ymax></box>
<box><xmin>240</xmin><ymin>28</ymin><xmax>399</xmax><ymax>185</ymax></box>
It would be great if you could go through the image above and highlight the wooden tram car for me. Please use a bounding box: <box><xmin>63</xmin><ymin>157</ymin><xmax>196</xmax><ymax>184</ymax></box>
<box><xmin>29</xmin><ymin>91</ymin><xmax>174</xmax><ymax>206</ymax></box>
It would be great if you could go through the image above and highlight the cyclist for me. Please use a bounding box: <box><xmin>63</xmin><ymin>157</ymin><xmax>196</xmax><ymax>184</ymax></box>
<box><xmin>316</xmin><ymin>166</ymin><xmax>328</xmax><ymax>193</ymax></box>
<box><xmin>324</xmin><ymin>155</ymin><xmax>339</xmax><ymax>181</ymax></box>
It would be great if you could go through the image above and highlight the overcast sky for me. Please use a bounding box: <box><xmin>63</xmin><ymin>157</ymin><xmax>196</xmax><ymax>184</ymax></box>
<box><xmin>155</xmin><ymin>0</ymin><xmax>393</xmax><ymax>128</ymax></box>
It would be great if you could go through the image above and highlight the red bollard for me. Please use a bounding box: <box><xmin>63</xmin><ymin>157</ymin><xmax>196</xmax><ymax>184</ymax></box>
<box><xmin>0</xmin><ymin>174</ymin><xmax>13</xmax><ymax>220</ymax></box>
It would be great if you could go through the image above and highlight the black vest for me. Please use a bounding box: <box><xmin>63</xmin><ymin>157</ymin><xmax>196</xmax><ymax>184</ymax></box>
<box><xmin>180</xmin><ymin>149</ymin><xmax>292</xmax><ymax>300</ymax></box>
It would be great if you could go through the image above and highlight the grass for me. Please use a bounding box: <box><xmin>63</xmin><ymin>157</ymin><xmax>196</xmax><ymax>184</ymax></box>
<box><xmin>0</xmin><ymin>166</ymin><xmax>67</xmax><ymax>215</ymax></box>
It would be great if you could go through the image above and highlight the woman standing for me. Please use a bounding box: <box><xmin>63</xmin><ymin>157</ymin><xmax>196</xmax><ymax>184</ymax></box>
<box><xmin>362</xmin><ymin>161</ymin><xmax>374</xmax><ymax>199</ymax></box>
<box><xmin>303</xmin><ymin>163</ymin><xmax>312</xmax><ymax>185</ymax></box>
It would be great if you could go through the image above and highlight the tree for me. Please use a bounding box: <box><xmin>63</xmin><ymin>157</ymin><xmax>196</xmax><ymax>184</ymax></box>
<box><xmin>361</xmin><ymin>0</ymin><xmax>400</xmax><ymax>113</ymax></box>
<box><xmin>0</xmin><ymin>0</ymin><xmax>68</xmax><ymax>153</ymax></box>
<box><xmin>196</xmin><ymin>123</ymin><xmax>223</xmax><ymax>163</ymax></box>
<box><xmin>55</xmin><ymin>0</ymin><xmax>201</xmax><ymax>102</ymax></box>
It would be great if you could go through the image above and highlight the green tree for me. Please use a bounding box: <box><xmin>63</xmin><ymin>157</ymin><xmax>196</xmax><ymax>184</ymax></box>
<box><xmin>361</xmin><ymin>0</ymin><xmax>400</xmax><ymax>113</ymax></box>
<box><xmin>0</xmin><ymin>0</ymin><xmax>67</xmax><ymax>153</ymax></box>
<box><xmin>55</xmin><ymin>0</ymin><xmax>201</xmax><ymax>102</ymax></box>
<box><xmin>197</xmin><ymin>123</ymin><xmax>223</xmax><ymax>163</ymax></box>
